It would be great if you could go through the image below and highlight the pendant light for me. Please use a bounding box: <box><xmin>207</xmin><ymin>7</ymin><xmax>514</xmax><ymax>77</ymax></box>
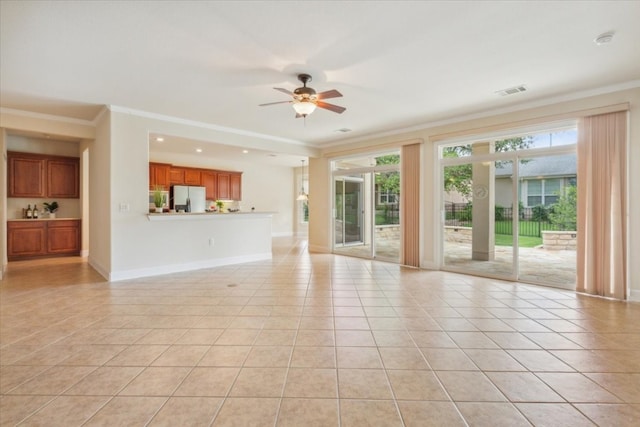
<box><xmin>297</xmin><ymin>159</ymin><xmax>308</xmax><ymax>201</ymax></box>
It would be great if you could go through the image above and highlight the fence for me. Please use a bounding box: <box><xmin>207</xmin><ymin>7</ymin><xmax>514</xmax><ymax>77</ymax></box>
<box><xmin>444</xmin><ymin>203</ymin><xmax>566</xmax><ymax>238</ymax></box>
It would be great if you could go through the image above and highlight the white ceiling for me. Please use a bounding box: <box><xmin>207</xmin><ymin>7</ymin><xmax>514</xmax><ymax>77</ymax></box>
<box><xmin>1</xmin><ymin>1</ymin><xmax>639</xmax><ymax>164</ymax></box>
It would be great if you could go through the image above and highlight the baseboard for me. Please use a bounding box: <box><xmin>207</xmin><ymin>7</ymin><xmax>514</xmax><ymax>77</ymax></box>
<box><xmin>420</xmin><ymin>260</ymin><xmax>439</xmax><ymax>270</ymax></box>
<box><xmin>88</xmin><ymin>257</ymin><xmax>110</xmax><ymax>281</ymax></box>
<box><xmin>108</xmin><ymin>252</ymin><xmax>272</xmax><ymax>282</ymax></box>
<box><xmin>80</xmin><ymin>250</ymin><xmax>89</xmax><ymax>257</ymax></box>
<box><xmin>629</xmin><ymin>291</ymin><xmax>640</xmax><ymax>303</ymax></box>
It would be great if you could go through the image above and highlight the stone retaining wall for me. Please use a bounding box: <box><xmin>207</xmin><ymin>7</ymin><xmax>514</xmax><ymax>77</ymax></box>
<box><xmin>542</xmin><ymin>230</ymin><xmax>577</xmax><ymax>250</ymax></box>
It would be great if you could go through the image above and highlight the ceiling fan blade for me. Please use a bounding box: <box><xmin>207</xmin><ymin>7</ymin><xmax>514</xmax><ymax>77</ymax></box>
<box><xmin>273</xmin><ymin>87</ymin><xmax>293</xmax><ymax>95</ymax></box>
<box><xmin>317</xmin><ymin>89</ymin><xmax>342</xmax><ymax>100</ymax></box>
<box><xmin>259</xmin><ymin>100</ymin><xmax>291</xmax><ymax>107</ymax></box>
<box><xmin>316</xmin><ymin>101</ymin><xmax>346</xmax><ymax>114</ymax></box>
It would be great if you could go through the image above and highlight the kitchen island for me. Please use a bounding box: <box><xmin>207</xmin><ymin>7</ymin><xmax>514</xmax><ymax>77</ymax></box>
<box><xmin>106</xmin><ymin>211</ymin><xmax>276</xmax><ymax>281</ymax></box>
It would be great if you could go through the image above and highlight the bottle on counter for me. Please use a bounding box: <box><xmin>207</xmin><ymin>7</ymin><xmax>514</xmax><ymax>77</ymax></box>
<box><xmin>33</xmin><ymin>205</ymin><xmax>39</xmax><ymax>219</ymax></box>
<box><xmin>186</xmin><ymin>197</ymin><xmax>191</xmax><ymax>213</ymax></box>
<box><xmin>26</xmin><ymin>204</ymin><xmax>33</xmax><ymax>219</ymax></box>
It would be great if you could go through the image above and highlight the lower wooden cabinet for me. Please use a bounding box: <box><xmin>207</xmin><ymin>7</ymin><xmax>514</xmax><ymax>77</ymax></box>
<box><xmin>7</xmin><ymin>221</ymin><xmax>46</xmax><ymax>259</ymax></box>
<box><xmin>8</xmin><ymin>219</ymin><xmax>81</xmax><ymax>260</ymax></box>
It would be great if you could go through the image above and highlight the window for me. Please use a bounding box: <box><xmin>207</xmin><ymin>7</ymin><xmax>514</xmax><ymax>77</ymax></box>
<box><xmin>525</xmin><ymin>178</ymin><xmax>562</xmax><ymax>206</ymax></box>
<box><xmin>378</xmin><ymin>191</ymin><xmax>398</xmax><ymax>205</ymax></box>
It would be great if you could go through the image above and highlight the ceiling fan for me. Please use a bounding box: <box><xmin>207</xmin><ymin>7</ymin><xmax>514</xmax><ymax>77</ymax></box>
<box><xmin>259</xmin><ymin>74</ymin><xmax>346</xmax><ymax>118</ymax></box>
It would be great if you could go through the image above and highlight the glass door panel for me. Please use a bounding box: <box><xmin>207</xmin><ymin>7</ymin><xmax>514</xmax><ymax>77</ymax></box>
<box><xmin>517</xmin><ymin>154</ymin><xmax>576</xmax><ymax>288</ymax></box>
<box><xmin>374</xmin><ymin>171</ymin><xmax>400</xmax><ymax>262</ymax></box>
<box><xmin>443</xmin><ymin>160</ymin><xmax>515</xmax><ymax>279</ymax></box>
<box><xmin>334</xmin><ymin>176</ymin><xmax>369</xmax><ymax>257</ymax></box>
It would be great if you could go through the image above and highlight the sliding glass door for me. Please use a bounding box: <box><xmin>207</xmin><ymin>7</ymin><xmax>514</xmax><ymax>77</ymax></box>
<box><xmin>440</xmin><ymin>128</ymin><xmax>577</xmax><ymax>289</ymax></box>
<box><xmin>332</xmin><ymin>153</ymin><xmax>400</xmax><ymax>262</ymax></box>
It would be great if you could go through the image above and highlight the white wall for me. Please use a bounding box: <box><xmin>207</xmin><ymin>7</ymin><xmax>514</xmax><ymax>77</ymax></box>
<box><xmin>106</xmin><ymin>110</ymin><xmax>297</xmax><ymax>279</ymax></box>
<box><xmin>88</xmin><ymin>113</ymin><xmax>111</xmax><ymax>277</ymax></box>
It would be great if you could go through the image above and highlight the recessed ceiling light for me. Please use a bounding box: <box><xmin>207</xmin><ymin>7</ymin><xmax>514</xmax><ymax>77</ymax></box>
<box><xmin>594</xmin><ymin>31</ymin><xmax>615</xmax><ymax>45</ymax></box>
<box><xmin>242</xmin><ymin>150</ymin><xmax>249</xmax><ymax>154</ymax></box>
<box><xmin>155</xmin><ymin>137</ymin><xmax>164</xmax><ymax>142</ymax></box>
<box><xmin>196</xmin><ymin>148</ymin><xmax>203</xmax><ymax>153</ymax></box>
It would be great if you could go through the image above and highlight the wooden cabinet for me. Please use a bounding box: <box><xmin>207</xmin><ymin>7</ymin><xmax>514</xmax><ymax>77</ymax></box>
<box><xmin>149</xmin><ymin>162</ymin><xmax>171</xmax><ymax>190</ymax></box>
<box><xmin>184</xmin><ymin>168</ymin><xmax>201</xmax><ymax>186</ymax></box>
<box><xmin>169</xmin><ymin>167</ymin><xmax>185</xmax><ymax>185</ymax></box>
<box><xmin>8</xmin><ymin>152</ymin><xmax>46</xmax><ymax>197</ymax></box>
<box><xmin>201</xmin><ymin>171</ymin><xmax>217</xmax><ymax>200</ymax></box>
<box><xmin>8</xmin><ymin>152</ymin><xmax>79</xmax><ymax>198</ymax></box>
<box><xmin>7</xmin><ymin>221</ymin><xmax>47</xmax><ymax>259</ymax></box>
<box><xmin>48</xmin><ymin>157</ymin><xmax>79</xmax><ymax>198</ymax></box>
<box><xmin>230</xmin><ymin>172</ymin><xmax>242</xmax><ymax>201</ymax></box>
<box><xmin>47</xmin><ymin>220</ymin><xmax>81</xmax><ymax>255</ymax></box>
<box><xmin>7</xmin><ymin>220</ymin><xmax>81</xmax><ymax>261</ymax></box>
<box><xmin>216</xmin><ymin>173</ymin><xmax>230</xmax><ymax>200</ymax></box>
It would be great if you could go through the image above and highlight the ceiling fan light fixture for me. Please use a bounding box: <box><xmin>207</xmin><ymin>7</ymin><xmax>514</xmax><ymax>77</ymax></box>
<box><xmin>292</xmin><ymin>100</ymin><xmax>317</xmax><ymax>116</ymax></box>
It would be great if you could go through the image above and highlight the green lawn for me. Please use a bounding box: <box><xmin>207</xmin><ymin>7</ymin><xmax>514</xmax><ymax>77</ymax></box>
<box><xmin>495</xmin><ymin>234</ymin><xmax>542</xmax><ymax>248</ymax></box>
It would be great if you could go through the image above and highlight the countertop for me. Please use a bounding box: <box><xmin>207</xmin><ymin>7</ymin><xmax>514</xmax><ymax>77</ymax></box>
<box><xmin>8</xmin><ymin>218</ymin><xmax>81</xmax><ymax>222</ymax></box>
<box><xmin>147</xmin><ymin>211</ymin><xmax>276</xmax><ymax>221</ymax></box>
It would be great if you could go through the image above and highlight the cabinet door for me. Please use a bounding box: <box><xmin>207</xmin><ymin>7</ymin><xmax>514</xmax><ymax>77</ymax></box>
<box><xmin>8</xmin><ymin>153</ymin><xmax>46</xmax><ymax>197</ymax></box>
<box><xmin>217</xmin><ymin>173</ymin><xmax>230</xmax><ymax>200</ymax></box>
<box><xmin>149</xmin><ymin>163</ymin><xmax>171</xmax><ymax>190</ymax></box>
<box><xmin>230</xmin><ymin>173</ymin><xmax>242</xmax><ymax>201</ymax></box>
<box><xmin>7</xmin><ymin>221</ymin><xmax>47</xmax><ymax>260</ymax></box>
<box><xmin>47</xmin><ymin>220</ymin><xmax>81</xmax><ymax>255</ymax></box>
<box><xmin>48</xmin><ymin>158</ymin><xmax>79</xmax><ymax>198</ymax></box>
<box><xmin>170</xmin><ymin>168</ymin><xmax>185</xmax><ymax>185</ymax></box>
<box><xmin>184</xmin><ymin>168</ymin><xmax>201</xmax><ymax>186</ymax></box>
<box><xmin>201</xmin><ymin>171</ymin><xmax>217</xmax><ymax>200</ymax></box>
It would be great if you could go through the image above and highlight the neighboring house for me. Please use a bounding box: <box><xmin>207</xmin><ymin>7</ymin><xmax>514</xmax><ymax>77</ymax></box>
<box><xmin>495</xmin><ymin>153</ymin><xmax>576</xmax><ymax>208</ymax></box>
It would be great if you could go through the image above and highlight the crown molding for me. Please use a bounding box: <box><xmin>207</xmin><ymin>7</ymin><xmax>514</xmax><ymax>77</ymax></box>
<box><xmin>0</xmin><ymin>107</ymin><xmax>96</xmax><ymax>126</ymax></box>
<box><xmin>107</xmin><ymin>105</ymin><xmax>307</xmax><ymax>147</ymax></box>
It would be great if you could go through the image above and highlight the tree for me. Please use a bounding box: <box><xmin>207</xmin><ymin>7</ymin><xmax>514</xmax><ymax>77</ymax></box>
<box><xmin>549</xmin><ymin>185</ymin><xmax>577</xmax><ymax>230</ymax></box>
<box><xmin>375</xmin><ymin>154</ymin><xmax>400</xmax><ymax>195</ymax></box>
<box><xmin>443</xmin><ymin>137</ymin><xmax>533</xmax><ymax>198</ymax></box>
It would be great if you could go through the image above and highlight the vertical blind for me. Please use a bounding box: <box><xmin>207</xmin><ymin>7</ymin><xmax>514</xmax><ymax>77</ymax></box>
<box><xmin>577</xmin><ymin>111</ymin><xmax>627</xmax><ymax>299</ymax></box>
<box><xmin>401</xmin><ymin>143</ymin><xmax>421</xmax><ymax>267</ymax></box>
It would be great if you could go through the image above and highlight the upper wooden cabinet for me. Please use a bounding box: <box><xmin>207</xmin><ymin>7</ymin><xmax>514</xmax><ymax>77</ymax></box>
<box><xmin>169</xmin><ymin>167</ymin><xmax>185</xmax><ymax>185</ymax></box>
<box><xmin>149</xmin><ymin>162</ymin><xmax>171</xmax><ymax>190</ymax></box>
<box><xmin>48</xmin><ymin>158</ymin><xmax>80</xmax><ymax>198</ymax></box>
<box><xmin>216</xmin><ymin>172</ymin><xmax>230</xmax><ymax>200</ymax></box>
<box><xmin>230</xmin><ymin>172</ymin><xmax>242</xmax><ymax>201</ymax></box>
<box><xmin>184</xmin><ymin>168</ymin><xmax>201</xmax><ymax>186</ymax></box>
<box><xmin>201</xmin><ymin>171</ymin><xmax>217</xmax><ymax>200</ymax></box>
<box><xmin>8</xmin><ymin>152</ymin><xmax>79</xmax><ymax>198</ymax></box>
<box><xmin>150</xmin><ymin>163</ymin><xmax>242</xmax><ymax>200</ymax></box>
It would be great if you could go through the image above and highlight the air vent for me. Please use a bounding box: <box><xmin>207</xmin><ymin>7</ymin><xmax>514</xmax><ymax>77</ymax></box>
<box><xmin>495</xmin><ymin>85</ymin><xmax>527</xmax><ymax>96</ymax></box>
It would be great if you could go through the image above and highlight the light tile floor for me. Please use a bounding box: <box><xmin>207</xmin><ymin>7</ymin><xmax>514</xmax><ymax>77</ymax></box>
<box><xmin>1</xmin><ymin>237</ymin><xmax>639</xmax><ymax>426</ymax></box>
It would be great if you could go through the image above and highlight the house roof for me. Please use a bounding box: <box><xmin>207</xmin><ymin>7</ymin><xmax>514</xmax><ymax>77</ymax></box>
<box><xmin>495</xmin><ymin>153</ymin><xmax>577</xmax><ymax>179</ymax></box>
<box><xmin>1</xmin><ymin>1</ymin><xmax>639</xmax><ymax>155</ymax></box>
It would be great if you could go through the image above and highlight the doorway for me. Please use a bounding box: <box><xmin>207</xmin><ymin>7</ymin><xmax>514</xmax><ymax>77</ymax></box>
<box><xmin>332</xmin><ymin>153</ymin><xmax>400</xmax><ymax>262</ymax></box>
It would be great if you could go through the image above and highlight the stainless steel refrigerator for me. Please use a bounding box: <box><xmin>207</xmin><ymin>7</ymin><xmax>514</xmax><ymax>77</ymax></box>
<box><xmin>171</xmin><ymin>186</ymin><xmax>206</xmax><ymax>213</ymax></box>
